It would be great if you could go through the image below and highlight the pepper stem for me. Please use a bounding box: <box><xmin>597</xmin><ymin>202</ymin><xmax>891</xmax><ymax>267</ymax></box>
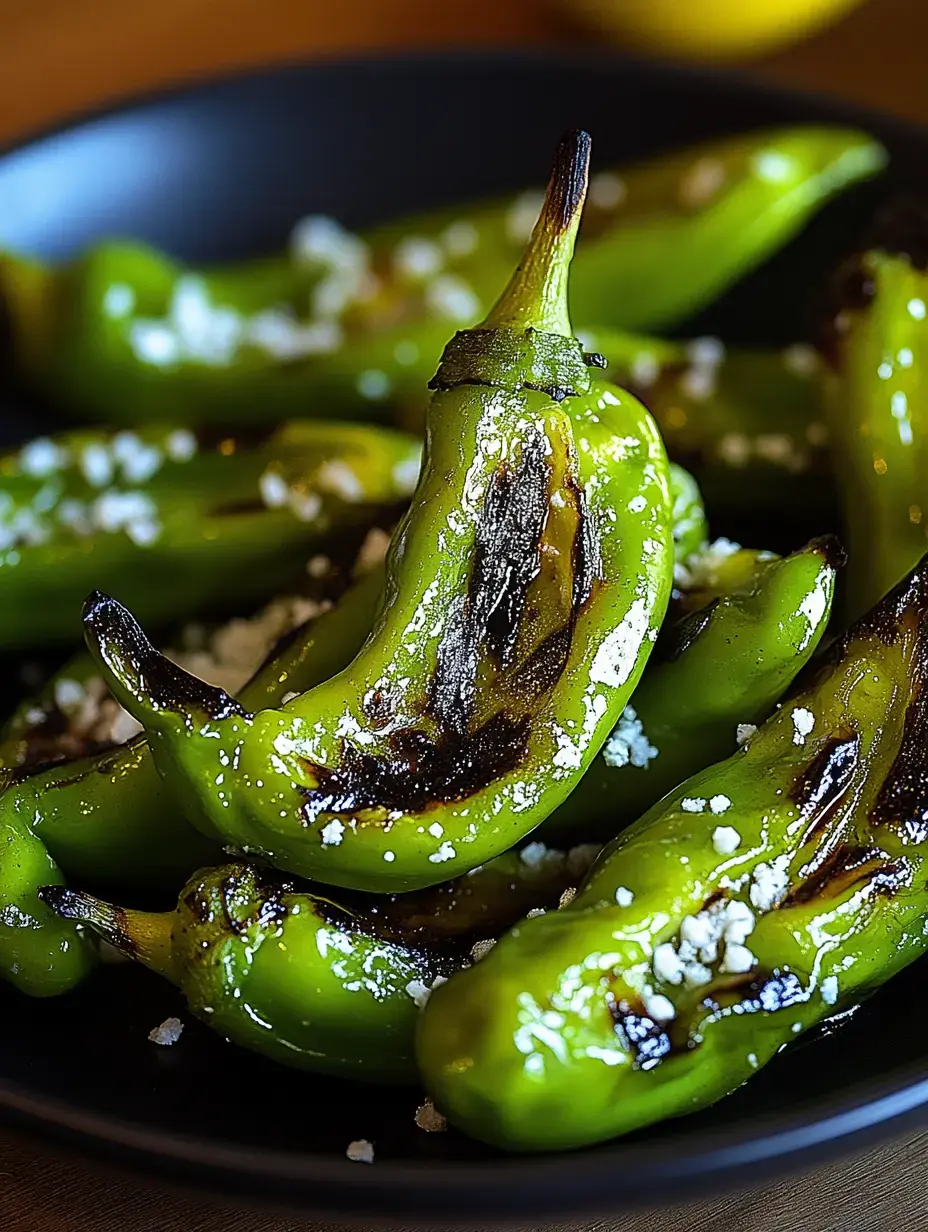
<box><xmin>39</xmin><ymin>886</ymin><xmax>178</xmax><ymax>982</ymax></box>
<box><xmin>481</xmin><ymin>130</ymin><xmax>591</xmax><ymax>338</ymax></box>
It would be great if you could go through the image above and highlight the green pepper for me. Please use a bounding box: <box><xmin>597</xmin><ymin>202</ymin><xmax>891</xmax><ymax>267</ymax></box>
<box><xmin>1</xmin><ymin>804</ymin><xmax>95</xmax><ymax>996</ymax></box>
<box><xmin>543</xmin><ymin>536</ymin><xmax>840</xmax><ymax>844</ymax></box>
<box><xmin>418</xmin><ymin>552</ymin><xmax>928</xmax><ymax>1152</ymax></box>
<box><xmin>0</xmin><ymin>420</ymin><xmax>420</xmax><ymax>649</ymax></box>
<box><xmin>0</xmin><ymin>569</ymin><xmax>384</xmax><ymax>888</ymax></box>
<box><xmin>82</xmin><ymin>132</ymin><xmax>675</xmax><ymax>893</ymax></box>
<box><xmin>584</xmin><ymin>327</ymin><xmax>830</xmax><ymax>524</ymax></box>
<box><xmin>822</xmin><ymin>243</ymin><xmax>928</xmax><ymax>619</ymax></box>
<box><xmin>1</xmin><ymin>128</ymin><xmax>883</xmax><ymax>425</ymax></box>
<box><xmin>41</xmin><ymin>843</ymin><xmax>599</xmax><ymax>1076</ymax></box>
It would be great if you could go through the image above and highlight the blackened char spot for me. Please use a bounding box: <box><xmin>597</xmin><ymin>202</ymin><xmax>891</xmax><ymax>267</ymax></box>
<box><xmin>707</xmin><ymin>970</ymin><xmax>806</xmax><ymax>1015</ymax></box>
<box><xmin>608</xmin><ymin>996</ymin><xmax>672</xmax><ymax>1071</ymax></box>
<box><xmin>655</xmin><ymin>601</ymin><xmax>717</xmax><ymax>665</ymax></box>
<box><xmin>569</xmin><ymin>474</ymin><xmax>602</xmax><ymax>613</ymax></box>
<box><xmin>790</xmin><ymin>730</ymin><xmax>860</xmax><ymax>839</ymax></box>
<box><xmin>362</xmin><ymin>689</ymin><xmax>395</xmax><ymax>730</ymax></box>
<box><xmin>783</xmin><ymin>843</ymin><xmax>908</xmax><ymax>907</ymax></box>
<box><xmin>509</xmin><ymin>624</ymin><xmax>573</xmax><ymax>701</ymax></box>
<box><xmin>82</xmin><ymin>591</ymin><xmax>245</xmax><ymax>722</ymax></box>
<box><xmin>545</xmin><ymin>130</ymin><xmax>592</xmax><ymax>235</ymax></box>
<box><xmin>300</xmin><ymin>711</ymin><xmax>530</xmax><ymax>824</ymax></box>
<box><xmin>870</xmin><ymin>659</ymin><xmax>928</xmax><ymax>842</ymax></box>
<box><xmin>430</xmin><ymin>431</ymin><xmax>549</xmax><ymax>734</ymax></box>
<box><xmin>219</xmin><ymin>867</ymin><xmax>293</xmax><ymax>935</ymax></box>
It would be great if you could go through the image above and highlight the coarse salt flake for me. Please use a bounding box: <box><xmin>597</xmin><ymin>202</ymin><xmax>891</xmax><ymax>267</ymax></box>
<box><xmin>148</xmin><ymin>1016</ymin><xmax>184</xmax><ymax>1046</ymax></box>
<box><xmin>321</xmin><ymin>819</ymin><xmax>345</xmax><ymax>846</ymax></box>
<box><xmin>792</xmin><ymin>707</ymin><xmax>815</xmax><ymax>745</ymax></box>
<box><xmin>346</xmin><ymin>1139</ymin><xmax>375</xmax><ymax>1164</ymax></box>
<box><xmin>712</xmin><ymin>825</ymin><xmax>741</xmax><ymax>854</ymax></box>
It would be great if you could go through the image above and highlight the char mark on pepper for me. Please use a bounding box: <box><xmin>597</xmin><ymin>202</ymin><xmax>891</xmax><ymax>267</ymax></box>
<box><xmin>783</xmin><ymin>843</ymin><xmax>907</xmax><ymax>907</ymax></box>
<box><xmin>300</xmin><ymin>711</ymin><xmax>530</xmax><ymax>824</ymax></box>
<box><xmin>82</xmin><ymin>591</ymin><xmax>245</xmax><ymax>723</ymax></box>
<box><xmin>790</xmin><ymin>730</ymin><xmax>860</xmax><ymax>841</ymax></box>
<box><xmin>870</xmin><ymin>681</ymin><xmax>928</xmax><ymax>845</ymax></box>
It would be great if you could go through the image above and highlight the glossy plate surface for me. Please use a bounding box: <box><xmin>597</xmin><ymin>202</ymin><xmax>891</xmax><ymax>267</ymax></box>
<box><xmin>1</xmin><ymin>50</ymin><xmax>927</xmax><ymax>1221</ymax></box>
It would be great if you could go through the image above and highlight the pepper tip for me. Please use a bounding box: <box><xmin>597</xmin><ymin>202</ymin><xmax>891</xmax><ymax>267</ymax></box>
<box><xmin>544</xmin><ymin>129</ymin><xmax>592</xmax><ymax>238</ymax></box>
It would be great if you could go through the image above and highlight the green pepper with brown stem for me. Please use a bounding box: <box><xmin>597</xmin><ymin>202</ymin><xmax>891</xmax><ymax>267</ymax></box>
<box><xmin>418</xmin><ymin>551</ymin><xmax>928</xmax><ymax>1152</ymax></box>
<box><xmin>0</xmin><ymin>419</ymin><xmax>420</xmax><ymax>649</ymax></box>
<box><xmin>0</xmin><ymin>128</ymin><xmax>884</xmax><ymax>425</ymax></box>
<box><xmin>82</xmin><ymin>131</ymin><xmax>676</xmax><ymax>893</ymax></box>
<box><xmin>41</xmin><ymin>843</ymin><xmax>601</xmax><ymax>1075</ymax></box>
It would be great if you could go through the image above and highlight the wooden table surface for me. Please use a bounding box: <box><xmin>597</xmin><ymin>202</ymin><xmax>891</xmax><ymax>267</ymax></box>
<box><xmin>3</xmin><ymin>0</ymin><xmax>928</xmax><ymax>1228</ymax></box>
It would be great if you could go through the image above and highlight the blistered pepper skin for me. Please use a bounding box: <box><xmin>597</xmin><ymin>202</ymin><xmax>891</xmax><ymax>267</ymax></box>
<box><xmin>0</xmin><ymin>420</ymin><xmax>419</xmax><ymax>649</ymax></box>
<box><xmin>418</xmin><ymin>554</ymin><xmax>928</xmax><ymax>1152</ymax></box>
<box><xmin>1</xmin><ymin>809</ymin><xmax>95</xmax><ymax>996</ymax></box>
<box><xmin>84</xmin><ymin>134</ymin><xmax>675</xmax><ymax>894</ymax></box>
<box><xmin>824</xmin><ymin>246</ymin><xmax>928</xmax><ymax>619</ymax></box>
<box><xmin>0</xmin><ymin>570</ymin><xmax>384</xmax><ymax>887</ymax></box>
<box><xmin>544</xmin><ymin>537</ymin><xmax>840</xmax><ymax>843</ymax></box>
<box><xmin>0</xmin><ymin>128</ymin><xmax>884</xmax><ymax>425</ymax></box>
<box><xmin>42</xmin><ymin>845</ymin><xmax>596</xmax><ymax>1076</ymax></box>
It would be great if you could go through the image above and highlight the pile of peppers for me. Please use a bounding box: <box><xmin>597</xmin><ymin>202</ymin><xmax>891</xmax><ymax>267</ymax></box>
<box><xmin>3</xmin><ymin>116</ymin><xmax>927</xmax><ymax>1155</ymax></box>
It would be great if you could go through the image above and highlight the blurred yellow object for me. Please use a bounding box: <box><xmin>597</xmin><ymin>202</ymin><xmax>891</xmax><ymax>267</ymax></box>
<box><xmin>566</xmin><ymin>0</ymin><xmax>868</xmax><ymax>59</ymax></box>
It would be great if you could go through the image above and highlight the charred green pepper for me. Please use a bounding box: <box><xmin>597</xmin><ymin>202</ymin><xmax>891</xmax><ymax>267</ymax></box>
<box><xmin>0</xmin><ymin>569</ymin><xmax>384</xmax><ymax>888</ymax></box>
<box><xmin>544</xmin><ymin>536</ymin><xmax>840</xmax><ymax>843</ymax></box>
<box><xmin>42</xmin><ymin>843</ymin><xmax>599</xmax><ymax>1076</ymax></box>
<box><xmin>823</xmin><ymin>235</ymin><xmax>928</xmax><ymax>618</ymax></box>
<box><xmin>418</xmin><ymin>553</ymin><xmax>928</xmax><ymax>1152</ymax></box>
<box><xmin>0</xmin><ymin>420</ymin><xmax>419</xmax><ymax>648</ymax></box>
<box><xmin>83</xmin><ymin>132</ymin><xmax>675</xmax><ymax>893</ymax></box>
<box><xmin>1</xmin><ymin>128</ymin><xmax>883</xmax><ymax>425</ymax></box>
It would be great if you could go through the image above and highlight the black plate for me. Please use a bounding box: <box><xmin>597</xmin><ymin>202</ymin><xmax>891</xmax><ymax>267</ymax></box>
<box><xmin>2</xmin><ymin>49</ymin><xmax>928</xmax><ymax>1223</ymax></box>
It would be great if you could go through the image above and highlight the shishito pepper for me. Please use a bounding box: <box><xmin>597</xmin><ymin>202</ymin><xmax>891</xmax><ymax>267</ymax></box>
<box><xmin>82</xmin><ymin>132</ymin><xmax>675</xmax><ymax>893</ymax></box>
<box><xmin>41</xmin><ymin>844</ymin><xmax>599</xmax><ymax>1076</ymax></box>
<box><xmin>0</xmin><ymin>128</ymin><xmax>884</xmax><ymax>425</ymax></box>
<box><xmin>587</xmin><ymin>327</ymin><xmax>830</xmax><ymax>523</ymax></box>
<box><xmin>1</xmin><ymin>805</ymin><xmax>95</xmax><ymax>996</ymax></box>
<box><xmin>822</xmin><ymin>233</ymin><xmax>928</xmax><ymax>619</ymax></box>
<box><xmin>417</xmin><ymin>552</ymin><xmax>928</xmax><ymax>1152</ymax></box>
<box><xmin>0</xmin><ymin>569</ymin><xmax>384</xmax><ymax>888</ymax></box>
<box><xmin>0</xmin><ymin>420</ymin><xmax>420</xmax><ymax>648</ymax></box>
<box><xmin>544</xmin><ymin>536</ymin><xmax>840</xmax><ymax>843</ymax></box>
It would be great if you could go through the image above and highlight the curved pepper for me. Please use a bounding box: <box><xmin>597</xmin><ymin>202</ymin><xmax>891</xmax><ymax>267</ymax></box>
<box><xmin>543</xmin><ymin>536</ymin><xmax>841</xmax><ymax>843</ymax></box>
<box><xmin>418</xmin><ymin>552</ymin><xmax>928</xmax><ymax>1152</ymax></box>
<box><xmin>41</xmin><ymin>844</ymin><xmax>599</xmax><ymax>1076</ymax></box>
<box><xmin>0</xmin><ymin>569</ymin><xmax>384</xmax><ymax>887</ymax></box>
<box><xmin>822</xmin><ymin>240</ymin><xmax>928</xmax><ymax>619</ymax></box>
<box><xmin>0</xmin><ymin>128</ymin><xmax>884</xmax><ymax>425</ymax></box>
<box><xmin>586</xmin><ymin>327</ymin><xmax>830</xmax><ymax>524</ymax></box>
<box><xmin>1</xmin><ymin>805</ymin><xmax>95</xmax><ymax>996</ymax></box>
<box><xmin>0</xmin><ymin>420</ymin><xmax>419</xmax><ymax>648</ymax></box>
<box><xmin>82</xmin><ymin>132</ymin><xmax>675</xmax><ymax>893</ymax></box>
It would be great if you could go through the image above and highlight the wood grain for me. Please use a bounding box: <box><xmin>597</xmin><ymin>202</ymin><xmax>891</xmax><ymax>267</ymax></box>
<box><xmin>2</xmin><ymin>0</ymin><xmax>928</xmax><ymax>1228</ymax></box>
